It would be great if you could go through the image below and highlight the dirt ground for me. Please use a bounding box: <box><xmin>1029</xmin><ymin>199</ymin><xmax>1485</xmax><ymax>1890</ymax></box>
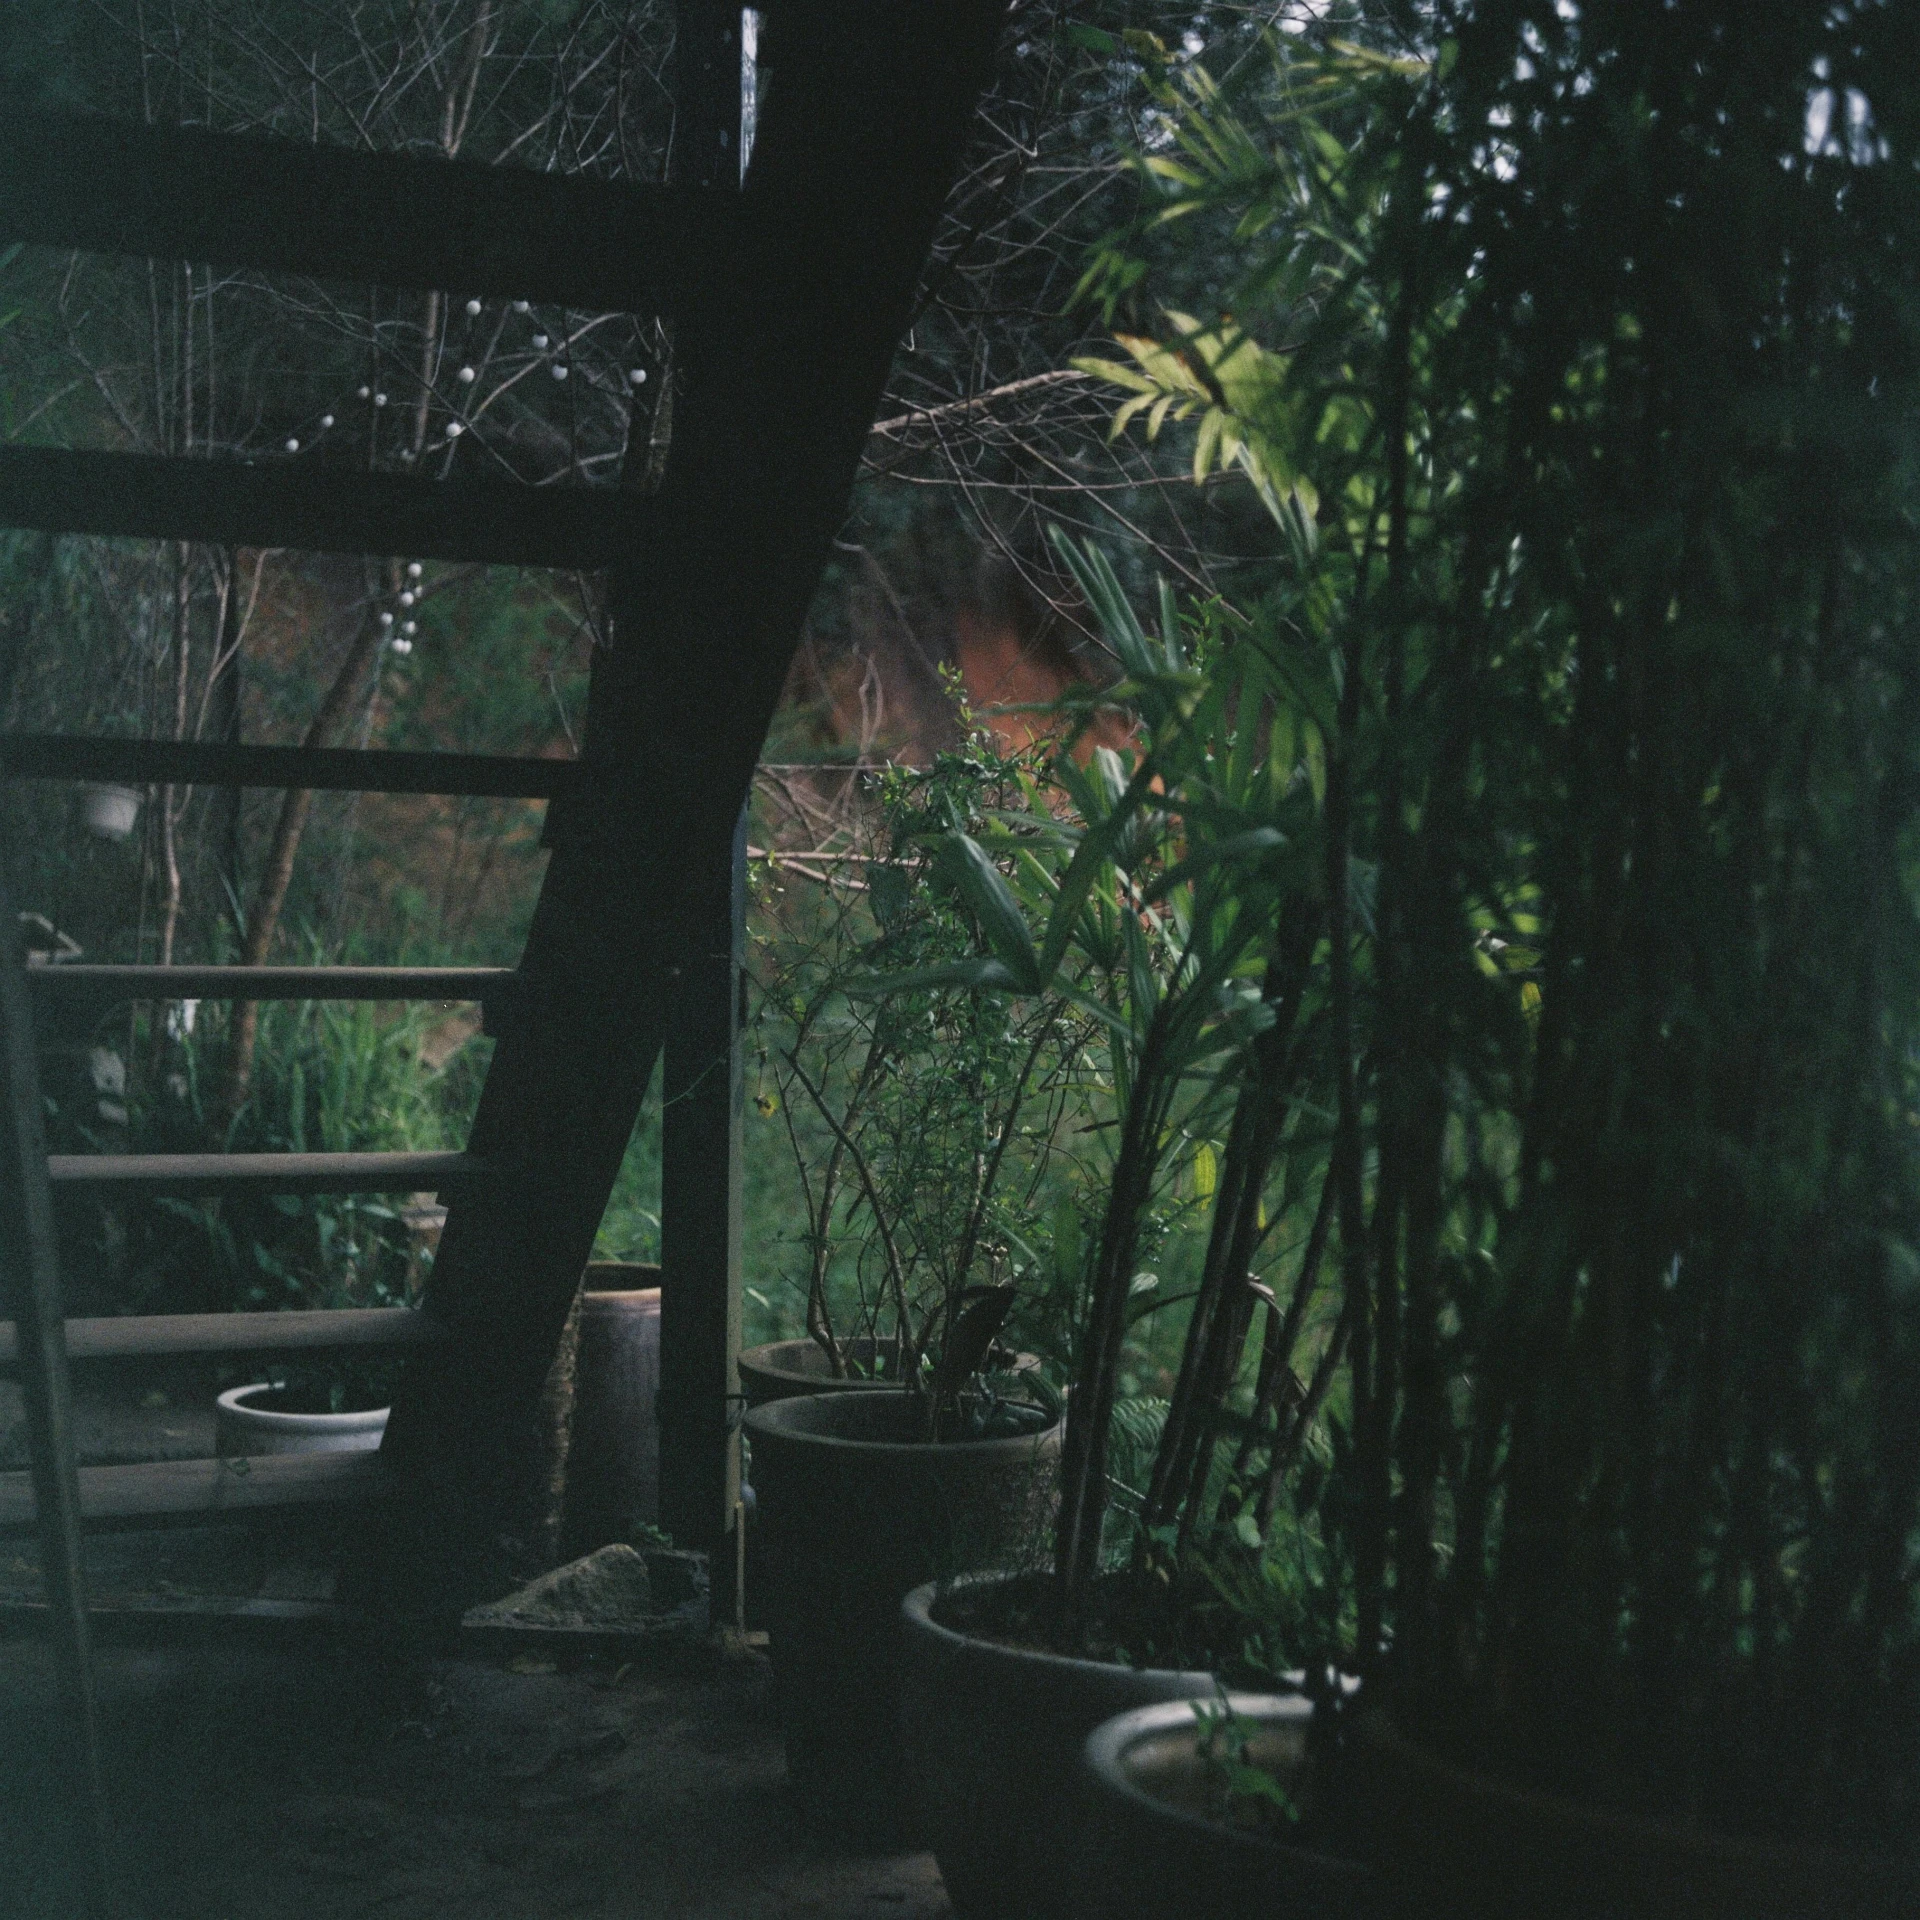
<box><xmin>0</xmin><ymin>1631</ymin><xmax>952</xmax><ymax>1920</ymax></box>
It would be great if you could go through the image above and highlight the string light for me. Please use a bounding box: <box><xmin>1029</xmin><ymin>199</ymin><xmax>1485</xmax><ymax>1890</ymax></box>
<box><xmin>399</xmin><ymin>591</ymin><xmax>415</xmax><ymax>607</ymax></box>
<box><xmin>284</xmin><ymin>437</ymin><xmax>300</xmax><ymax>453</ymax></box>
<box><xmin>457</xmin><ymin>366</ymin><xmax>476</xmax><ymax>383</ymax></box>
<box><xmin>373</xmin><ymin>392</ymin><xmax>389</xmax><ymax>407</ymax></box>
<box><xmin>406</xmin><ymin>562</ymin><xmax>422</xmax><ymax>579</ymax></box>
<box><xmin>378</xmin><ymin>610</ymin><xmax>394</xmax><ymax>627</ymax></box>
<box><xmin>357</xmin><ymin>386</ymin><xmax>370</xmax><ymax>399</ymax></box>
<box><xmin>391</xmin><ymin>636</ymin><xmax>413</xmax><ymax>656</ymax></box>
<box><xmin>531</xmin><ymin>333</ymin><xmax>549</xmax><ymax>350</ymax></box>
<box><xmin>402</xmin><ymin>620</ymin><xmax>417</xmax><ymax>635</ymax></box>
<box><xmin>319</xmin><ymin>414</ymin><xmax>334</xmax><ymax>429</ymax></box>
<box><xmin>629</xmin><ymin>368</ymin><xmax>647</xmax><ymax>386</ymax></box>
<box><xmin>464</xmin><ymin>298</ymin><xmax>481</xmax><ymax>317</ymax></box>
<box><xmin>445</xmin><ymin>421</ymin><xmax>464</xmax><ymax>438</ymax></box>
<box><xmin>551</xmin><ymin>363</ymin><xmax>569</xmax><ymax>380</ymax></box>
<box><xmin>513</xmin><ymin>300</ymin><xmax>530</xmax><ymax>314</ymax></box>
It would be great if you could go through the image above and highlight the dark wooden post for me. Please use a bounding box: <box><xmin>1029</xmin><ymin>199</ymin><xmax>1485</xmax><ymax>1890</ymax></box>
<box><xmin>652</xmin><ymin>0</ymin><xmax>746</xmax><ymax>1576</ymax></box>
<box><xmin>658</xmin><ymin>808</ymin><xmax>745</xmax><ymax>1563</ymax></box>
<box><xmin>0</xmin><ymin>866</ymin><xmax>112</xmax><ymax>1913</ymax></box>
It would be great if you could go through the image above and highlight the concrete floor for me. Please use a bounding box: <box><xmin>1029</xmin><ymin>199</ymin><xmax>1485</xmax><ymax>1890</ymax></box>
<box><xmin>0</xmin><ymin>1632</ymin><xmax>951</xmax><ymax>1919</ymax></box>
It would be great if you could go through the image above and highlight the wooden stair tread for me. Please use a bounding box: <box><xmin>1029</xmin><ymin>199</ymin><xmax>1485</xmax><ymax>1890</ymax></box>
<box><xmin>0</xmin><ymin>1450</ymin><xmax>380</xmax><ymax>1534</ymax></box>
<box><xmin>0</xmin><ymin>1307</ymin><xmax>445</xmax><ymax>1374</ymax></box>
<box><xmin>45</xmin><ymin>1150</ymin><xmax>486</xmax><ymax>1194</ymax></box>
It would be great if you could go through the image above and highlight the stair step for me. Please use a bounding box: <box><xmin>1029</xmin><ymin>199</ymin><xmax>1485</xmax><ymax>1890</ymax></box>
<box><xmin>28</xmin><ymin>964</ymin><xmax>518</xmax><ymax>1011</ymax></box>
<box><xmin>0</xmin><ymin>1307</ymin><xmax>446</xmax><ymax>1376</ymax></box>
<box><xmin>0</xmin><ymin>106</ymin><xmax>703</xmax><ymax>316</ymax></box>
<box><xmin>45</xmin><ymin>1150</ymin><xmax>485</xmax><ymax>1196</ymax></box>
<box><xmin>0</xmin><ymin>735</ymin><xmax>582</xmax><ymax>797</ymax></box>
<box><xmin>0</xmin><ymin>1450</ymin><xmax>380</xmax><ymax>1535</ymax></box>
<box><xmin>0</xmin><ymin>445</ymin><xmax>628</xmax><ymax>569</ymax></box>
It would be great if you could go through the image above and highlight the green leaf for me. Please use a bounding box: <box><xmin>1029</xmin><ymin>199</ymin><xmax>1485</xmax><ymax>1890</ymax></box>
<box><xmin>845</xmin><ymin>956</ymin><xmax>1023</xmax><ymax>998</ymax></box>
<box><xmin>1141</xmin><ymin>827</ymin><xmax>1286</xmax><ymax>906</ymax></box>
<box><xmin>934</xmin><ymin>835</ymin><xmax>1043</xmax><ymax>993</ymax></box>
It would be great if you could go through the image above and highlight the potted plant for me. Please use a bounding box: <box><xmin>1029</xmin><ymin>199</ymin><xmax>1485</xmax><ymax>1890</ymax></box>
<box><xmin>1055</xmin><ymin>12</ymin><xmax>1920</xmax><ymax>1913</ymax></box>
<box><xmin>892</xmin><ymin>530</ymin><xmax>1367</xmax><ymax>1916</ymax></box>
<box><xmin>1075</xmin><ymin>1692</ymin><xmax>1371</xmax><ymax>1920</ymax></box>
<box><xmin>215</xmin><ymin>1367</ymin><xmax>391</xmax><ymax>1456</ymax></box>
<box><xmin>742</xmin><ymin>737</ymin><xmax>1088</xmax><ymax>1840</ymax></box>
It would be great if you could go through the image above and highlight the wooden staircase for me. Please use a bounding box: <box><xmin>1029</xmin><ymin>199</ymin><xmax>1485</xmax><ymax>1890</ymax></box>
<box><xmin>0</xmin><ymin>1</ymin><xmax>1008</xmax><ymax>1905</ymax></box>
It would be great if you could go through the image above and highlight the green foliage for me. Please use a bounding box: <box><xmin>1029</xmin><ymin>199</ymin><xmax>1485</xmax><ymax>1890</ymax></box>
<box><xmin>1074</xmin><ymin>0</ymin><xmax>1920</xmax><ymax>1852</ymax></box>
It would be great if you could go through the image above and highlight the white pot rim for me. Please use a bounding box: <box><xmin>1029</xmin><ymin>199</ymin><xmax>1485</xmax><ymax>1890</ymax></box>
<box><xmin>216</xmin><ymin>1381</ymin><xmax>389</xmax><ymax>1433</ymax></box>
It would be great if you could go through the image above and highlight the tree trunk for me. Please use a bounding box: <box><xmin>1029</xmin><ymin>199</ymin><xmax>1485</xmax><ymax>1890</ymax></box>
<box><xmin>217</xmin><ymin>604</ymin><xmax>385</xmax><ymax>1122</ymax></box>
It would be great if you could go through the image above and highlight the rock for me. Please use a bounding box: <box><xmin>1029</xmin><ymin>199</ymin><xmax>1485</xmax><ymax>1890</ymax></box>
<box><xmin>465</xmin><ymin>1544</ymin><xmax>653</xmax><ymax>1629</ymax></box>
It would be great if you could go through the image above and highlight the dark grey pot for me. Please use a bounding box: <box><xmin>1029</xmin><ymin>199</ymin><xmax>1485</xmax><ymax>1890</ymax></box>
<box><xmin>898</xmin><ymin>1576</ymin><xmax>1216</xmax><ymax>1920</ymax></box>
<box><xmin>1343</xmin><ymin>1709</ymin><xmax>1918</xmax><ymax>1920</ymax></box>
<box><xmin>1077</xmin><ymin>1695</ymin><xmax>1374</xmax><ymax>1920</ymax></box>
<box><xmin>743</xmin><ymin>1390</ymin><xmax>1061</xmax><ymax>1845</ymax></box>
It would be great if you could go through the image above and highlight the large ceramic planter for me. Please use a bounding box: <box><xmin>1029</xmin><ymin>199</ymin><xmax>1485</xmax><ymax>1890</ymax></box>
<box><xmin>1343</xmin><ymin>1710</ymin><xmax>1917</xmax><ymax>1920</ymax></box>
<box><xmin>561</xmin><ymin>1270</ymin><xmax>661</xmax><ymax>1556</ymax></box>
<box><xmin>737</xmin><ymin>1335</ymin><xmax>917</xmax><ymax>1407</ymax></box>
<box><xmin>1076</xmin><ymin>1695</ymin><xmax>1372</xmax><ymax>1920</ymax></box>
<box><xmin>738</xmin><ymin>1334</ymin><xmax>1036</xmax><ymax>1408</ymax></box>
<box><xmin>898</xmin><ymin>1576</ymin><xmax>1216</xmax><ymax>1920</ymax></box>
<box><xmin>215</xmin><ymin>1382</ymin><xmax>388</xmax><ymax>1456</ymax></box>
<box><xmin>742</xmin><ymin>1390</ymin><xmax>1061</xmax><ymax>1844</ymax></box>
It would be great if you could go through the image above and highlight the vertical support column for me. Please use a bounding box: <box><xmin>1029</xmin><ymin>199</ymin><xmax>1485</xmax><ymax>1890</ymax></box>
<box><xmin>0</xmin><ymin>869</ymin><xmax>111</xmax><ymax>1914</ymax></box>
<box><xmin>657</xmin><ymin>807</ymin><xmax>746</xmax><ymax>1565</ymax></box>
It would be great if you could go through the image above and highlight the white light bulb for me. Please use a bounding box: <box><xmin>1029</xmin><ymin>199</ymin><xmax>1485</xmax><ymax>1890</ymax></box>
<box><xmin>512</xmin><ymin>299</ymin><xmax>530</xmax><ymax>313</ymax></box>
<box><xmin>378</xmin><ymin>610</ymin><xmax>394</xmax><ymax>626</ymax></box>
<box><xmin>531</xmin><ymin>333</ymin><xmax>549</xmax><ymax>350</ymax></box>
<box><xmin>319</xmin><ymin>413</ymin><xmax>334</xmax><ymax>429</ymax></box>
<box><xmin>629</xmin><ymin>368</ymin><xmax>647</xmax><ymax>386</ymax></box>
<box><xmin>402</xmin><ymin>619</ymin><xmax>417</xmax><ymax>635</ymax></box>
<box><xmin>445</xmin><ymin>421</ymin><xmax>464</xmax><ymax>437</ymax></box>
<box><xmin>284</xmin><ymin>437</ymin><xmax>300</xmax><ymax>453</ymax></box>
<box><xmin>391</xmin><ymin>636</ymin><xmax>413</xmax><ymax>656</ymax></box>
<box><xmin>373</xmin><ymin>392</ymin><xmax>388</xmax><ymax>407</ymax></box>
<box><xmin>464</xmin><ymin>298</ymin><xmax>481</xmax><ymax>317</ymax></box>
<box><xmin>357</xmin><ymin>385</ymin><xmax>370</xmax><ymax>400</ymax></box>
<box><xmin>406</xmin><ymin>562</ymin><xmax>422</xmax><ymax>579</ymax></box>
<box><xmin>551</xmin><ymin>363</ymin><xmax>569</xmax><ymax>381</ymax></box>
<box><xmin>399</xmin><ymin>591</ymin><xmax>415</xmax><ymax>608</ymax></box>
<box><xmin>457</xmin><ymin>365</ymin><xmax>475</xmax><ymax>384</ymax></box>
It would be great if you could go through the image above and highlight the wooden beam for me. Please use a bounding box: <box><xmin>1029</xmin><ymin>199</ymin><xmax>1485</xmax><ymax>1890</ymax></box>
<box><xmin>0</xmin><ymin>1450</ymin><xmax>380</xmax><ymax>1536</ymax></box>
<box><xmin>27</xmin><ymin>964</ymin><xmax>514</xmax><ymax>1005</ymax></box>
<box><xmin>0</xmin><ymin>108</ymin><xmax>725</xmax><ymax>315</ymax></box>
<box><xmin>0</xmin><ymin>1307</ymin><xmax>446</xmax><ymax>1376</ymax></box>
<box><xmin>0</xmin><ymin>735</ymin><xmax>581</xmax><ymax>797</ymax></box>
<box><xmin>362</xmin><ymin>0</ymin><xmax>1011</xmax><ymax>1631</ymax></box>
<box><xmin>46</xmin><ymin>1150</ymin><xmax>485</xmax><ymax>1196</ymax></box>
<box><xmin>0</xmin><ymin>872</ymin><xmax>111</xmax><ymax>1909</ymax></box>
<box><xmin>657</xmin><ymin>809</ymin><xmax>746</xmax><ymax>1553</ymax></box>
<box><xmin>0</xmin><ymin>446</ymin><xmax>630</xmax><ymax>568</ymax></box>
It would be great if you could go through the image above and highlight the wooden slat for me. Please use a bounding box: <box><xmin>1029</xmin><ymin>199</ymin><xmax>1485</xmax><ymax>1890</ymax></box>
<box><xmin>27</xmin><ymin>964</ymin><xmax>515</xmax><ymax>1005</ymax></box>
<box><xmin>0</xmin><ymin>108</ymin><xmax>720</xmax><ymax>315</ymax></box>
<box><xmin>0</xmin><ymin>735</ymin><xmax>581</xmax><ymax>796</ymax></box>
<box><xmin>0</xmin><ymin>446</ymin><xmax>628</xmax><ymax>568</ymax></box>
<box><xmin>0</xmin><ymin>1450</ymin><xmax>380</xmax><ymax>1535</ymax></box>
<box><xmin>0</xmin><ymin>1307</ymin><xmax>446</xmax><ymax>1375</ymax></box>
<box><xmin>46</xmin><ymin>1150</ymin><xmax>484</xmax><ymax>1196</ymax></box>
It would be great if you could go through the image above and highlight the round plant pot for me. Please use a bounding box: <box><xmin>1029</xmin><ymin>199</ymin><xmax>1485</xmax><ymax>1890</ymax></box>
<box><xmin>1343</xmin><ymin>1709</ymin><xmax>1918</xmax><ymax>1920</ymax></box>
<box><xmin>738</xmin><ymin>1334</ymin><xmax>1038</xmax><ymax>1408</ymax></box>
<box><xmin>1076</xmin><ymin>1695</ymin><xmax>1373</xmax><ymax>1920</ymax></box>
<box><xmin>562</xmin><ymin>1273</ymin><xmax>662</xmax><ymax>1556</ymax></box>
<box><xmin>81</xmin><ymin>782</ymin><xmax>142</xmax><ymax>842</ymax></box>
<box><xmin>215</xmin><ymin>1382</ymin><xmax>388</xmax><ymax>1457</ymax></box>
<box><xmin>737</xmin><ymin>1335</ymin><xmax>914</xmax><ymax>1407</ymax></box>
<box><xmin>742</xmin><ymin>1390</ymin><xmax>1061</xmax><ymax>1845</ymax></box>
<box><xmin>898</xmin><ymin>1576</ymin><xmax>1217</xmax><ymax>1920</ymax></box>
